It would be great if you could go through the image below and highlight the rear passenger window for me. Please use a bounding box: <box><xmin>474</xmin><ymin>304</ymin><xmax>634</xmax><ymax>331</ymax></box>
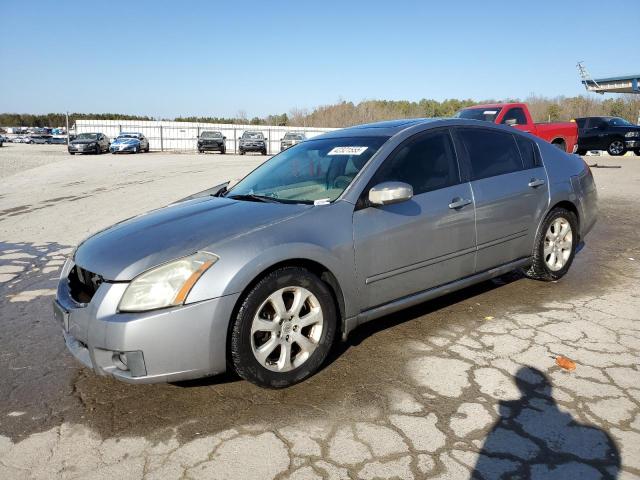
<box><xmin>515</xmin><ymin>136</ymin><xmax>541</xmax><ymax>169</ymax></box>
<box><xmin>371</xmin><ymin>130</ymin><xmax>459</xmax><ymax>196</ymax></box>
<box><xmin>458</xmin><ymin>129</ymin><xmax>523</xmax><ymax>180</ymax></box>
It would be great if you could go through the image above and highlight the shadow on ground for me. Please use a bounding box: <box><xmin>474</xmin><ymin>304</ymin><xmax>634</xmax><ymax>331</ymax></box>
<box><xmin>472</xmin><ymin>367</ymin><xmax>620</xmax><ymax>479</ymax></box>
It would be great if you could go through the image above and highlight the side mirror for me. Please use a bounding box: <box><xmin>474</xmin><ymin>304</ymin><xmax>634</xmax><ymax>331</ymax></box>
<box><xmin>223</xmin><ymin>136</ymin><xmax>226</xmax><ymax>140</ymax></box>
<box><xmin>368</xmin><ymin>181</ymin><xmax>413</xmax><ymax>206</ymax></box>
<box><xmin>504</xmin><ymin>119</ymin><xmax>517</xmax><ymax>126</ymax></box>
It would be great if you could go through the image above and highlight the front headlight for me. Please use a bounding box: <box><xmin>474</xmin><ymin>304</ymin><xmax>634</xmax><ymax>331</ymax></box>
<box><xmin>118</xmin><ymin>251</ymin><xmax>218</xmax><ymax>312</ymax></box>
<box><xmin>625</xmin><ymin>131</ymin><xmax>639</xmax><ymax>138</ymax></box>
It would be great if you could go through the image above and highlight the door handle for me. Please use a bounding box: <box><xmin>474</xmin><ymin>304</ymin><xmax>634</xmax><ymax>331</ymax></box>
<box><xmin>449</xmin><ymin>198</ymin><xmax>472</xmax><ymax>209</ymax></box>
<box><xmin>528</xmin><ymin>178</ymin><xmax>545</xmax><ymax>188</ymax></box>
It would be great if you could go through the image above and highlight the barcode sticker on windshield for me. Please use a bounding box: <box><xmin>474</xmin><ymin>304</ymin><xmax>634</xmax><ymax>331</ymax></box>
<box><xmin>483</xmin><ymin>110</ymin><xmax>498</xmax><ymax>115</ymax></box>
<box><xmin>327</xmin><ymin>146</ymin><xmax>368</xmax><ymax>156</ymax></box>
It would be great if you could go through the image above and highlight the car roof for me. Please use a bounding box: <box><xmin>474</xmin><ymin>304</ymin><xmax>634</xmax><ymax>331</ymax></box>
<box><xmin>314</xmin><ymin>118</ymin><xmax>448</xmax><ymax>138</ymax></box>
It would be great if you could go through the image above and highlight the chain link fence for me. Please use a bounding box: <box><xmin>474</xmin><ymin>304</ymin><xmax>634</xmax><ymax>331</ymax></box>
<box><xmin>75</xmin><ymin>120</ymin><xmax>336</xmax><ymax>154</ymax></box>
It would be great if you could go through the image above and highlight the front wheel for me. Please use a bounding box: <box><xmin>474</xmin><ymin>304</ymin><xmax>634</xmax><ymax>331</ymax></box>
<box><xmin>239</xmin><ymin>149</ymin><xmax>245</xmax><ymax>155</ymax></box>
<box><xmin>262</xmin><ymin>149</ymin><xmax>267</xmax><ymax>155</ymax></box>
<box><xmin>230</xmin><ymin>267</ymin><xmax>337</xmax><ymax>388</ymax></box>
<box><xmin>95</xmin><ymin>146</ymin><xmax>101</xmax><ymax>155</ymax></box>
<box><xmin>523</xmin><ymin>208</ymin><xmax>578</xmax><ymax>281</ymax></box>
<box><xmin>607</xmin><ymin>140</ymin><xmax>625</xmax><ymax>156</ymax></box>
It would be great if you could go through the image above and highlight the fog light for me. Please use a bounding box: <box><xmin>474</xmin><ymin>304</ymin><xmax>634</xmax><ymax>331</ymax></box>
<box><xmin>111</xmin><ymin>351</ymin><xmax>147</xmax><ymax>377</ymax></box>
<box><xmin>112</xmin><ymin>352</ymin><xmax>128</xmax><ymax>371</ymax></box>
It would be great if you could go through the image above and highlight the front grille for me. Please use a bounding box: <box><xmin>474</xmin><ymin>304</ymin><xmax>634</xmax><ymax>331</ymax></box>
<box><xmin>68</xmin><ymin>265</ymin><xmax>103</xmax><ymax>304</ymax></box>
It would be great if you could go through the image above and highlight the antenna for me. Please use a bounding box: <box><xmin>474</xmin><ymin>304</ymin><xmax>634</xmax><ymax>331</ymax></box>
<box><xmin>577</xmin><ymin>61</ymin><xmax>601</xmax><ymax>91</ymax></box>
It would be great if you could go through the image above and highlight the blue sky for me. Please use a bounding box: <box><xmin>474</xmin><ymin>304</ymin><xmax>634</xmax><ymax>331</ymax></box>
<box><xmin>1</xmin><ymin>0</ymin><xmax>638</xmax><ymax>118</ymax></box>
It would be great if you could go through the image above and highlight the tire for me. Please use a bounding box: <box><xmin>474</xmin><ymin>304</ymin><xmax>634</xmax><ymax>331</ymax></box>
<box><xmin>230</xmin><ymin>267</ymin><xmax>337</xmax><ymax>388</ymax></box>
<box><xmin>134</xmin><ymin>146</ymin><xmax>139</xmax><ymax>154</ymax></box>
<box><xmin>95</xmin><ymin>146</ymin><xmax>101</xmax><ymax>155</ymax></box>
<box><xmin>607</xmin><ymin>139</ymin><xmax>625</xmax><ymax>156</ymax></box>
<box><xmin>239</xmin><ymin>149</ymin><xmax>245</xmax><ymax>155</ymax></box>
<box><xmin>145</xmin><ymin>145</ymin><xmax>150</xmax><ymax>152</ymax></box>
<box><xmin>576</xmin><ymin>149</ymin><xmax>587</xmax><ymax>156</ymax></box>
<box><xmin>523</xmin><ymin>208</ymin><xmax>578</xmax><ymax>281</ymax></box>
<box><xmin>69</xmin><ymin>152</ymin><xmax>75</xmax><ymax>155</ymax></box>
<box><xmin>221</xmin><ymin>147</ymin><xmax>226</xmax><ymax>155</ymax></box>
<box><xmin>552</xmin><ymin>140</ymin><xmax>566</xmax><ymax>152</ymax></box>
<box><xmin>262</xmin><ymin>149</ymin><xmax>267</xmax><ymax>155</ymax></box>
<box><xmin>634</xmin><ymin>149</ymin><xmax>640</xmax><ymax>156</ymax></box>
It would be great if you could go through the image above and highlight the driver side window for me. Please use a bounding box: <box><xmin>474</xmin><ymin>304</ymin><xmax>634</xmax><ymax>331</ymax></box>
<box><xmin>370</xmin><ymin>130</ymin><xmax>460</xmax><ymax>196</ymax></box>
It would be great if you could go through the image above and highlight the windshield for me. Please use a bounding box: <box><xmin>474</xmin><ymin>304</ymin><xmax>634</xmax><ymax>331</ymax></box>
<box><xmin>607</xmin><ymin>117</ymin><xmax>634</xmax><ymax>127</ymax></box>
<box><xmin>201</xmin><ymin>131</ymin><xmax>222</xmax><ymax>138</ymax></box>
<box><xmin>118</xmin><ymin>134</ymin><xmax>138</xmax><ymax>139</ymax></box>
<box><xmin>243</xmin><ymin>132</ymin><xmax>263</xmax><ymax>139</ymax></box>
<box><xmin>227</xmin><ymin>136</ymin><xmax>388</xmax><ymax>203</ymax></box>
<box><xmin>76</xmin><ymin>133</ymin><xmax>98</xmax><ymax>140</ymax></box>
<box><xmin>455</xmin><ymin>108</ymin><xmax>503</xmax><ymax>122</ymax></box>
<box><xmin>284</xmin><ymin>133</ymin><xmax>303</xmax><ymax>140</ymax></box>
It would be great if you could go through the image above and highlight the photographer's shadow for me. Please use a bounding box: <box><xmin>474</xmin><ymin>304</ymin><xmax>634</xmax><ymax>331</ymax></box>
<box><xmin>472</xmin><ymin>367</ymin><xmax>620</xmax><ymax>480</ymax></box>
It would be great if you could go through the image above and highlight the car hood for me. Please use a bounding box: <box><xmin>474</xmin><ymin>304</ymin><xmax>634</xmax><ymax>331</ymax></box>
<box><xmin>611</xmin><ymin>125</ymin><xmax>640</xmax><ymax>133</ymax></box>
<box><xmin>71</xmin><ymin>139</ymin><xmax>97</xmax><ymax>144</ymax></box>
<box><xmin>73</xmin><ymin>196</ymin><xmax>311</xmax><ymax>281</ymax></box>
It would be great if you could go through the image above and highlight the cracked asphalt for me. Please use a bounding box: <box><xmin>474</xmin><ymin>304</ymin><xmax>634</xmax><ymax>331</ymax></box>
<box><xmin>1</xmin><ymin>144</ymin><xmax>639</xmax><ymax>479</ymax></box>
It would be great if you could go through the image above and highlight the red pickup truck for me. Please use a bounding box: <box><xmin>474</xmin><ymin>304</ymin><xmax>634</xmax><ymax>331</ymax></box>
<box><xmin>456</xmin><ymin>103</ymin><xmax>578</xmax><ymax>153</ymax></box>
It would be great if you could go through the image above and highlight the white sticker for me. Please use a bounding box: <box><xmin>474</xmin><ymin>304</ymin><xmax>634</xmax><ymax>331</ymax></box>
<box><xmin>483</xmin><ymin>110</ymin><xmax>498</xmax><ymax>115</ymax></box>
<box><xmin>314</xmin><ymin>198</ymin><xmax>330</xmax><ymax>206</ymax></box>
<box><xmin>327</xmin><ymin>146</ymin><xmax>368</xmax><ymax>156</ymax></box>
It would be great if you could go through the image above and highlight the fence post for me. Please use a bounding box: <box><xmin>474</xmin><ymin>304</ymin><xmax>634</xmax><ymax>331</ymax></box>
<box><xmin>160</xmin><ymin>126</ymin><xmax>164</xmax><ymax>152</ymax></box>
<box><xmin>233</xmin><ymin>128</ymin><xmax>237</xmax><ymax>154</ymax></box>
<box><xmin>268</xmin><ymin>128</ymin><xmax>271</xmax><ymax>155</ymax></box>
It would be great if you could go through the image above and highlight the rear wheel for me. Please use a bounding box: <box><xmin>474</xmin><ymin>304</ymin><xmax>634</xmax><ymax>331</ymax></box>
<box><xmin>552</xmin><ymin>140</ymin><xmax>566</xmax><ymax>152</ymax></box>
<box><xmin>607</xmin><ymin>139</ymin><xmax>625</xmax><ymax>156</ymax></box>
<box><xmin>230</xmin><ymin>267</ymin><xmax>337</xmax><ymax>388</ymax></box>
<box><xmin>262</xmin><ymin>149</ymin><xmax>267</xmax><ymax>155</ymax></box>
<box><xmin>523</xmin><ymin>208</ymin><xmax>578</xmax><ymax>281</ymax></box>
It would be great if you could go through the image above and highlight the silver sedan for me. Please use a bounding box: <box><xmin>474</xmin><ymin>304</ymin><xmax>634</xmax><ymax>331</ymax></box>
<box><xmin>55</xmin><ymin>118</ymin><xmax>597</xmax><ymax>388</ymax></box>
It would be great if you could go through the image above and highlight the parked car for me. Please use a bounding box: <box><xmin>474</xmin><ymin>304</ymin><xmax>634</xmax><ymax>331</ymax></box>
<box><xmin>280</xmin><ymin>132</ymin><xmax>306</xmax><ymax>151</ymax></box>
<box><xmin>50</xmin><ymin>137</ymin><xmax>67</xmax><ymax>145</ymax></box>
<box><xmin>28</xmin><ymin>134</ymin><xmax>53</xmax><ymax>144</ymax></box>
<box><xmin>574</xmin><ymin>116</ymin><xmax>640</xmax><ymax>156</ymax></box>
<box><xmin>238</xmin><ymin>131</ymin><xmax>267</xmax><ymax>155</ymax></box>
<box><xmin>68</xmin><ymin>133</ymin><xmax>110</xmax><ymax>155</ymax></box>
<box><xmin>110</xmin><ymin>132</ymin><xmax>150</xmax><ymax>154</ymax></box>
<box><xmin>197</xmin><ymin>131</ymin><xmax>226</xmax><ymax>154</ymax></box>
<box><xmin>456</xmin><ymin>103</ymin><xmax>578</xmax><ymax>153</ymax></box>
<box><xmin>55</xmin><ymin>118</ymin><xmax>597</xmax><ymax>388</ymax></box>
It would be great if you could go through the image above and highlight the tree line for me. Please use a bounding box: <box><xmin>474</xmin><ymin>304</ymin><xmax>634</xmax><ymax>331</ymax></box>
<box><xmin>1</xmin><ymin>95</ymin><xmax>638</xmax><ymax>129</ymax></box>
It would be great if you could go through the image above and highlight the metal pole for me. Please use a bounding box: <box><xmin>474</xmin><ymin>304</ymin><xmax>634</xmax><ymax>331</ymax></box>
<box><xmin>160</xmin><ymin>125</ymin><xmax>164</xmax><ymax>152</ymax></box>
<box><xmin>65</xmin><ymin>111</ymin><xmax>69</xmax><ymax>144</ymax></box>
<box><xmin>233</xmin><ymin>128</ymin><xmax>237</xmax><ymax>154</ymax></box>
<box><xmin>268</xmin><ymin>128</ymin><xmax>271</xmax><ymax>155</ymax></box>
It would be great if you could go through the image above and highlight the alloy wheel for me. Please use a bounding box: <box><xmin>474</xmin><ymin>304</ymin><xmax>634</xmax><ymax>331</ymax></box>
<box><xmin>250</xmin><ymin>286</ymin><xmax>324</xmax><ymax>372</ymax></box>
<box><xmin>543</xmin><ymin>217</ymin><xmax>573</xmax><ymax>271</ymax></box>
<box><xmin>608</xmin><ymin>140</ymin><xmax>625</xmax><ymax>156</ymax></box>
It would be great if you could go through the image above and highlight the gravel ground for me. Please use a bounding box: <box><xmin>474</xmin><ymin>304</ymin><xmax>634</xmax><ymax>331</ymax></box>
<box><xmin>1</xmin><ymin>144</ymin><xmax>639</xmax><ymax>479</ymax></box>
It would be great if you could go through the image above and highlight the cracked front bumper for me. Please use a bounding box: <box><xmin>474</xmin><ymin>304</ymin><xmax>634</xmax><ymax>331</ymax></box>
<box><xmin>55</xmin><ymin>271</ymin><xmax>239</xmax><ymax>384</ymax></box>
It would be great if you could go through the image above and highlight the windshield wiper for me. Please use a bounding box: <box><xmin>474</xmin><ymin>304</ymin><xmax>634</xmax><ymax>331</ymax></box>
<box><xmin>227</xmin><ymin>193</ymin><xmax>281</xmax><ymax>203</ymax></box>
